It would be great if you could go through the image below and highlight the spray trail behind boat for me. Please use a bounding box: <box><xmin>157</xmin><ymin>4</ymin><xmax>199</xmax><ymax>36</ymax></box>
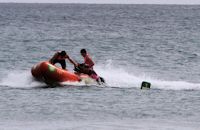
<box><xmin>95</xmin><ymin>63</ymin><xmax>200</xmax><ymax>90</ymax></box>
<box><xmin>0</xmin><ymin>63</ymin><xmax>200</xmax><ymax>90</ymax></box>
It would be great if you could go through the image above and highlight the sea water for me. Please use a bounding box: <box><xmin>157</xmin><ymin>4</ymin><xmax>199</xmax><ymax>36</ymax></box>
<box><xmin>0</xmin><ymin>3</ymin><xmax>200</xmax><ymax>130</ymax></box>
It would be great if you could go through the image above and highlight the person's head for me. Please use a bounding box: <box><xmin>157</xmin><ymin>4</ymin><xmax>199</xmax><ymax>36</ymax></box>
<box><xmin>60</xmin><ymin>51</ymin><xmax>67</xmax><ymax>57</ymax></box>
<box><xmin>80</xmin><ymin>49</ymin><xmax>87</xmax><ymax>57</ymax></box>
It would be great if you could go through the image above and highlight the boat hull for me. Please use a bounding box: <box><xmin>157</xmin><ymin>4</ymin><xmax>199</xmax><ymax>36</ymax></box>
<box><xmin>31</xmin><ymin>61</ymin><xmax>90</xmax><ymax>85</ymax></box>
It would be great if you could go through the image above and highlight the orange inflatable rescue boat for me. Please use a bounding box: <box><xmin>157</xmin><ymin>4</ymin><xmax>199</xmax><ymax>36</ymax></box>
<box><xmin>31</xmin><ymin>61</ymin><xmax>94</xmax><ymax>85</ymax></box>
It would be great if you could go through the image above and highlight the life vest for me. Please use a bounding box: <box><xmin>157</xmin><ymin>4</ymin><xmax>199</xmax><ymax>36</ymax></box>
<box><xmin>84</xmin><ymin>54</ymin><xmax>94</xmax><ymax>69</ymax></box>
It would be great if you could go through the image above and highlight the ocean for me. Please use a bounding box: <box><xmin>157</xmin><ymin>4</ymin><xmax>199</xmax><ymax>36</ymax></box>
<box><xmin>0</xmin><ymin>3</ymin><xmax>200</xmax><ymax>130</ymax></box>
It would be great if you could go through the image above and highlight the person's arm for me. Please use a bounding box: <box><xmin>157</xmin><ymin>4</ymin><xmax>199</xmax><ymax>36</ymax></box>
<box><xmin>66</xmin><ymin>55</ymin><xmax>78</xmax><ymax>67</ymax></box>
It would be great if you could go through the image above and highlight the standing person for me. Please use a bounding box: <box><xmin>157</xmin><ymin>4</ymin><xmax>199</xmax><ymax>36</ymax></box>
<box><xmin>49</xmin><ymin>51</ymin><xmax>68</xmax><ymax>69</ymax></box>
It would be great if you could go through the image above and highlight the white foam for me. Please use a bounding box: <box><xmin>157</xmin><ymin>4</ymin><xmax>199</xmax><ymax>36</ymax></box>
<box><xmin>0</xmin><ymin>70</ymin><xmax>45</xmax><ymax>88</ymax></box>
<box><xmin>1</xmin><ymin>62</ymin><xmax>200</xmax><ymax>90</ymax></box>
<box><xmin>95</xmin><ymin>61</ymin><xmax>200</xmax><ymax>90</ymax></box>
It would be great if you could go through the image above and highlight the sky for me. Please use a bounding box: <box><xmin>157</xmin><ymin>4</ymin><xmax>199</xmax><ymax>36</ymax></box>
<box><xmin>0</xmin><ymin>0</ymin><xmax>200</xmax><ymax>5</ymax></box>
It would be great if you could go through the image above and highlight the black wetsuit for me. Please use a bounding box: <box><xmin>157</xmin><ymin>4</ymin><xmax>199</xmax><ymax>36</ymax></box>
<box><xmin>51</xmin><ymin>52</ymin><xmax>66</xmax><ymax>69</ymax></box>
<box><xmin>52</xmin><ymin>59</ymin><xmax>66</xmax><ymax>69</ymax></box>
<box><xmin>74</xmin><ymin>63</ymin><xmax>96</xmax><ymax>75</ymax></box>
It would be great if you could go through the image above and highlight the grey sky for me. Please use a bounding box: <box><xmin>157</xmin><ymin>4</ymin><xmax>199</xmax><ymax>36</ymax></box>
<box><xmin>0</xmin><ymin>0</ymin><xmax>200</xmax><ymax>4</ymax></box>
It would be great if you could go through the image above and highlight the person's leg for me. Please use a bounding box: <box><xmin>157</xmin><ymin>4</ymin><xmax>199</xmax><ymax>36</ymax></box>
<box><xmin>52</xmin><ymin>59</ymin><xmax>58</xmax><ymax>65</ymax></box>
<box><xmin>51</xmin><ymin>59</ymin><xmax>66</xmax><ymax>69</ymax></box>
<box><xmin>59</xmin><ymin>60</ymin><xmax>66</xmax><ymax>69</ymax></box>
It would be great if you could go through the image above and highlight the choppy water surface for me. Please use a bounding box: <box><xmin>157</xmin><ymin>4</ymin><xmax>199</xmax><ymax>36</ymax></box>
<box><xmin>0</xmin><ymin>3</ymin><xmax>200</xmax><ymax>130</ymax></box>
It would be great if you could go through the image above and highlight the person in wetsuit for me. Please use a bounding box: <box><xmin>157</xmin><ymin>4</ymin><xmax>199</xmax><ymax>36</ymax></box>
<box><xmin>79</xmin><ymin>49</ymin><xmax>105</xmax><ymax>83</ymax></box>
<box><xmin>80</xmin><ymin>49</ymin><xmax>94</xmax><ymax>70</ymax></box>
<box><xmin>49</xmin><ymin>51</ymin><xmax>68</xmax><ymax>69</ymax></box>
<box><xmin>66</xmin><ymin>49</ymin><xmax>95</xmax><ymax>75</ymax></box>
<box><xmin>62</xmin><ymin>49</ymin><xmax>105</xmax><ymax>83</ymax></box>
<box><xmin>75</xmin><ymin>49</ymin><xmax>100</xmax><ymax>81</ymax></box>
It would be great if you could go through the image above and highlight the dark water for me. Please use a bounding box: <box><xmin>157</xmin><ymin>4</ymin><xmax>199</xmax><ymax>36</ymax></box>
<box><xmin>0</xmin><ymin>3</ymin><xmax>200</xmax><ymax>130</ymax></box>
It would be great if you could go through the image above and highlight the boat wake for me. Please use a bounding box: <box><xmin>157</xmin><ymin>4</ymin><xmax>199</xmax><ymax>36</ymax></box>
<box><xmin>0</xmin><ymin>64</ymin><xmax>200</xmax><ymax>90</ymax></box>
<box><xmin>95</xmin><ymin>63</ymin><xmax>200</xmax><ymax>90</ymax></box>
<box><xmin>0</xmin><ymin>70</ymin><xmax>45</xmax><ymax>89</ymax></box>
